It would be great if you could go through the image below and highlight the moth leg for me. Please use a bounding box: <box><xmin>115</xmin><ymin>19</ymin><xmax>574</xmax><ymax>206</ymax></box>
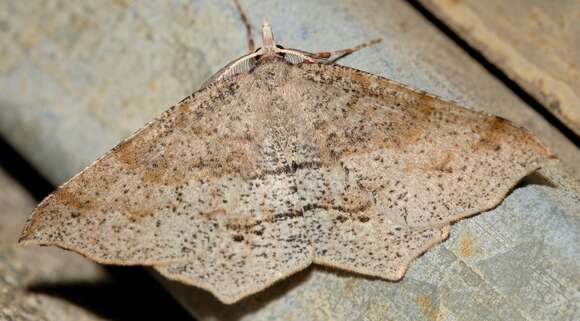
<box><xmin>233</xmin><ymin>0</ymin><xmax>255</xmax><ymax>53</ymax></box>
<box><xmin>310</xmin><ymin>38</ymin><xmax>382</xmax><ymax>64</ymax></box>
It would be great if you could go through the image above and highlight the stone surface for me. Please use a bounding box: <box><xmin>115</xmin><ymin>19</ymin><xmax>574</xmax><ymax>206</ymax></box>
<box><xmin>0</xmin><ymin>169</ymin><xmax>110</xmax><ymax>321</ymax></box>
<box><xmin>0</xmin><ymin>0</ymin><xmax>579</xmax><ymax>320</ymax></box>
<box><xmin>419</xmin><ymin>0</ymin><xmax>580</xmax><ymax>136</ymax></box>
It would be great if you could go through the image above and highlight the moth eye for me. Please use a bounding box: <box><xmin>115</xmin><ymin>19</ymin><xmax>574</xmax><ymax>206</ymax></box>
<box><xmin>275</xmin><ymin>44</ymin><xmax>285</xmax><ymax>49</ymax></box>
<box><xmin>253</xmin><ymin>47</ymin><xmax>261</xmax><ymax>53</ymax></box>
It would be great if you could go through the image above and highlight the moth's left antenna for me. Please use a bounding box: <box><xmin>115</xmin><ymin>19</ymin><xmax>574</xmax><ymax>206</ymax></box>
<box><xmin>233</xmin><ymin>0</ymin><xmax>255</xmax><ymax>53</ymax></box>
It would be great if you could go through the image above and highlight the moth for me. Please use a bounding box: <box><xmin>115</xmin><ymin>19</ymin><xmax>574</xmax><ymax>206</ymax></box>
<box><xmin>20</xmin><ymin>0</ymin><xmax>555</xmax><ymax>304</ymax></box>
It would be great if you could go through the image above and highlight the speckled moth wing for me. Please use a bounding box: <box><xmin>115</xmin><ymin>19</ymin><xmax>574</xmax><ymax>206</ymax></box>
<box><xmin>292</xmin><ymin>62</ymin><xmax>554</xmax><ymax>229</ymax></box>
<box><xmin>20</xmin><ymin>59</ymin><xmax>554</xmax><ymax>304</ymax></box>
<box><xmin>19</xmin><ymin>68</ymin><xmax>297</xmax><ymax>265</ymax></box>
<box><xmin>153</xmin><ymin>224</ymin><xmax>450</xmax><ymax>304</ymax></box>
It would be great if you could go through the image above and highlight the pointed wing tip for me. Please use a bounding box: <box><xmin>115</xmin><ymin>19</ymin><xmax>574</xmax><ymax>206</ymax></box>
<box><xmin>546</xmin><ymin>153</ymin><xmax>559</xmax><ymax>163</ymax></box>
<box><xmin>17</xmin><ymin>191</ymin><xmax>69</xmax><ymax>246</ymax></box>
<box><xmin>17</xmin><ymin>233</ymin><xmax>43</xmax><ymax>248</ymax></box>
<box><xmin>17</xmin><ymin>234</ymin><xmax>31</xmax><ymax>245</ymax></box>
<box><xmin>524</xmin><ymin>126</ymin><xmax>559</xmax><ymax>165</ymax></box>
<box><xmin>18</xmin><ymin>209</ymin><xmax>45</xmax><ymax>243</ymax></box>
<box><xmin>18</xmin><ymin>217</ymin><xmax>37</xmax><ymax>244</ymax></box>
<box><xmin>536</xmin><ymin>148</ymin><xmax>559</xmax><ymax>172</ymax></box>
<box><xmin>18</xmin><ymin>224</ymin><xmax>46</xmax><ymax>246</ymax></box>
<box><xmin>539</xmin><ymin>139</ymin><xmax>558</xmax><ymax>159</ymax></box>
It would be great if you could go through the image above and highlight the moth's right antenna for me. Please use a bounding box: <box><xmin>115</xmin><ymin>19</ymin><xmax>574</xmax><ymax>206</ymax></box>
<box><xmin>233</xmin><ymin>0</ymin><xmax>255</xmax><ymax>53</ymax></box>
<box><xmin>308</xmin><ymin>38</ymin><xmax>383</xmax><ymax>64</ymax></box>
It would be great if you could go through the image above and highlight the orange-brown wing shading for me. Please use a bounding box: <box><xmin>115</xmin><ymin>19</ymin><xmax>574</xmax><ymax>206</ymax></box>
<box><xmin>295</xmin><ymin>62</ymin><xmax>554</xmax><ymax>230</ymax></box>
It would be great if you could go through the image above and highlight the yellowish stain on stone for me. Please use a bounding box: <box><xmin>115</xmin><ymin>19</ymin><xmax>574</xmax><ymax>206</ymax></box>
<box><xmin>342</xmin><ymin>278</ymin><xmax>356</xmax><ymax>296</ymax></box>
<box><xmin>418</xmin><ymin>294</ymin><xmax>441</xmax><ymax>321</ymax></box>
<box><xmin>148</xmin><ymin>80</ymin><xmax>158</xmax><ymax>93</ymax></box>
<box><xmin>458</xmin><ymin>232</ymin><xmax>477</xmax><ymax>259</ymax></box>
<box><xmin>23</xmin><ymin>29</ymin><xmax>38</xmax><ymax>50</ymax></box>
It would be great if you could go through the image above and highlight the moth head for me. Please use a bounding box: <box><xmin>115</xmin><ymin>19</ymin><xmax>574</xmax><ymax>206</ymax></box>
<box><xmin>254</xmin><ymin>20</ymin><xmax>287</xmax><ymax>61</ymax></box>
<box><xmin>200</xmin><ymin>20</ymin><xmax>323</xmax><ymax>88</ymax></box>
<box><xmin>261</xmin><ymin>20</ymin><xmax>276</xmax><ymax>52</ymax></box>
<box><xmin>254</xmin><ymin>21</ymin><xmax>307</xmax><ymax>64</ymax></box>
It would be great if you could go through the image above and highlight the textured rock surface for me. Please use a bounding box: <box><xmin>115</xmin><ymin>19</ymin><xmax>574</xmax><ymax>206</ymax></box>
<box><xmin>0</xmin><ymin>169</ymin><xmax>109</xmax><ymax>321</ymax></box>
<box><xmin>1</xmin><ymin>0</ymin><xmax>579</xmax><ymax>320</ymax></box>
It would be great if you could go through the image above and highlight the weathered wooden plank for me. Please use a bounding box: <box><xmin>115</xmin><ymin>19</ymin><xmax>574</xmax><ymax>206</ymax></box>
<box><xmin>419</xmin><ymin>0</ymin><xmax>580</xmax><ymax>137</ymax></box>
<box><xmin>0</xmin><ymin>0</ymin><xmax>578</xmax><ymax>320</ymax></box>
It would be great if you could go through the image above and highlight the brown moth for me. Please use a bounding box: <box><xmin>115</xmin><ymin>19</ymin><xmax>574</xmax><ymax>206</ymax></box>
<box><xmin>19</xmin><ymin>1</ymin><xmax>555</xmax><ymax>304</ymax></box>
